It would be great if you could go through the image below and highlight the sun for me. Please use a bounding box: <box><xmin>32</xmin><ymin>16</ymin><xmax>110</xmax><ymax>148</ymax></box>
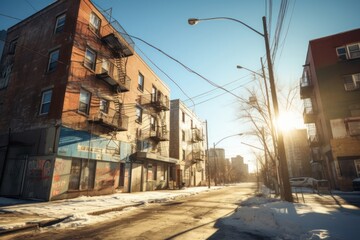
<box><xmin>276</xmin><ymin>111</ymin><xmax>300</xmax><ymax>132</ymax></box>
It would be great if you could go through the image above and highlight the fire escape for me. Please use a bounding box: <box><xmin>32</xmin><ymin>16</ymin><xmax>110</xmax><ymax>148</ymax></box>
<box><xmin>89</xmin><ymin>19</ymin><xmax>135</xmax><ymax>132</ymax></box>
<box><xmin>191</xmin><ymin>126</ymin><xmax>205</xmax><ymax>171</ymax></box>
<box><xmin>139</xmin><ymin>93</ymin><xmax>170</xmax><ymax>143</ymax></box>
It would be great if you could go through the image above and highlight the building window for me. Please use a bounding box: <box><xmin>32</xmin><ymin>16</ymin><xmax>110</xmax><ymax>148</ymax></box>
<box><xmin>182</xmin><ymin>150</ymin><xmax>186</xmax><ymax>161</ymax></box>
<box><xmin>89</xmin><ymin>12</ymin><xmax>101</xmax><ymax>34</ymax></box>
<box><xmin>0</xmin><ymin>64</ymin><xmax>12</xmax><ymax>89</ymax></box>
<box><xmin>100</xmin><ymin>99</ymin><xmax>109</xmax><ymax>114</ymax></box>
<box><xmin>151</xmin><ymin>85</ymin><xmax>157</xmax><ymax>102</ymax></box>
<box><xmin>47</xmin><ymin>49</ymin><xmax>59</xmax><ymax>72</ymax></box>
<box><xmin>182</xmin><ymin>130</ymin><xmax>185</xmax><ymax>141</ymax></box>
<box><xmin>136</xmin><ymin>105</ymin><xmax>143</xmax><ymax>123</ymax></box>
<box><xmin>343</xmin><ymin>73</ymin><xmax>360</xmax><ymax>91</ymax></box>
<box><xmin>336</xmin><ymin>46</ymin><xmax>347</xmax><ymax>60</ymax></box>
<box><xmin>84</xmin><ymin>48</ymin><xmax>96</xmax><ymax>70</ymax></box>
<box><xmin>39</xmin><ymin>89</ymin><xmax>52</xmax><ymax>115</ymax></box>
<box><xmin>347</xmin><ymin>43</ymin><xmax>360</xmax><ymax>59</ymax></box>
<box><xmin>182</xmin><ymin>111</ymin><xmax>185</xmax><ymax>123</ymax></box>
<box><xmin>337</xmin><ymin>43</ymin><xmax>360</xmax><ymax>60</ymax></box>
<box><xmin>150</xmin><ymin>115</ymin><xmax>156</xmax><ymax>131</ymax></box>
<box><xmin>8</xmin><ymin>38</ymin><xmax>17</xmax><ymax>54</ymax></box>
<box><xmin>54</xmin><ymin>14</ymin><xmax>66</xmax><ymax>33</ymax></box>
<box><xmin>138</xmin><ymin>72</ymin><xmax>144</xmax><ymax>91</ymax></box>
<box><xmin>79</xmin><ymin>89</ymin><xmax>91</xmax><ymax>114</ymax></box>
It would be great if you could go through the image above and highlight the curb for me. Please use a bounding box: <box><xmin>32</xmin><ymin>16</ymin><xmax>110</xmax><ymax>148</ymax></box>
<box><xmin>88</xmin><ymin>203</ymin><xmax>144</xmax><ymax>216</ymax></box>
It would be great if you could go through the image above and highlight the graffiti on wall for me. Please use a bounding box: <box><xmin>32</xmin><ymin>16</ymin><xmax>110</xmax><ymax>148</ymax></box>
<box><xmin>95</xmin><ymin>162</ymin><xmax>119</xmax><ymax>189</ymax></box>
<box><xmin>27</xmin><ymin>159</ymin><xmax>52</xmax><ymax>180</ymax></box>
<box><xmin>51</xmin><ymin>159</ymin><xmax>71</xmax><ymax>197</ymax></box>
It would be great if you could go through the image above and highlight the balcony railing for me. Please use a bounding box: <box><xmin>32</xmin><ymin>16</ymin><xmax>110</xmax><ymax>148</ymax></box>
<box><xmin>149</xmin><ymin>127</ymin><xmax>169</xmax><ymax>141</ymax></box>
<box><xmin>88</xmin><ymin>111</ymin><xmax>129</xmax><ymax>131</ymax></box>
<box><xmin>192</xmin><ymin>128</ymin><xmax>204</xmax><ymax>142</ymax></box>
<box><xmin>101</xmin><ymin>20</ymin><xmax>134</xmax><ymax>57</ymax></box>
<box><xmin>96</xmin><ymin>61</ymin><xmax>131</xmax><ymax>92</ymax></box>
<box><xmin>300</xmin><ymin>77</ymin><xmax>313</xmax><ymax>99</ymax></box>
<box><xmin>303</xmin><ymin>107</ymin><xmax>317</xmax><ymax>123</ymax></box>
<box><xmin>308</xmin><ymin>135</ymin><xmax>321</xmax><ymax>147</ymax></box>
<box><xmin>140</xmin><ymin>94</ymin><xmax>170</xmax><ymax>112</ymax></box>
<box><xmin>192</xmin><ymin>151</ymin><xmax>205</xmax><ymax>161</ymax></box>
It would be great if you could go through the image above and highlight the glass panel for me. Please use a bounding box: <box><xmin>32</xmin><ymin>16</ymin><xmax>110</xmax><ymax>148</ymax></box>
<box><xmin>138</xmin><ymin>73</ymin><xmax>144</xmax><ymax>90</ymax></box>
<box><xmin>55</xmin><ymin>14</ymin><xmax>66</xmax><ymax>33</ymax></box>
<box><xmin>40</xmin><ymin>90</ymin><xmax>52</xmax><ymax>114</ymax></box>
<box><xmin>79</xmin><ymin>90</ymin><xmax>90</xmax><ymax>114</ymax></box>
<box><xmin>48</xmin><ymin>50</ymin><xmax>59</xmax><ymax>71</ymax></box>
<box><xmin>90</xmin><ymin>13</ymin><xmax>100</xmax><ymax>32</ymax></box>
<box><xmin>100</xmin><ymin>99</ymin><xmax>109</xmax><ymax>113</ymax></box>
<box><xmin>85</xmin><ymin>48</ymin><xmax>96</xmax><ymax>70</ymax></box>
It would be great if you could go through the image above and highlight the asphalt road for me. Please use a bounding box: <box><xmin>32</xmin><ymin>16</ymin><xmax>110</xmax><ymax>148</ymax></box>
<box><xmin>8</xmin><ymin>183</ymin><xmax>260</xmax><ymax>240</ymax></box>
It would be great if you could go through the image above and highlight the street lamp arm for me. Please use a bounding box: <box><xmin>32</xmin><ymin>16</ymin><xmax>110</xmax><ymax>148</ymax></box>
<box><xmin>236</xmin><ymin>65</ymin><xmax>264</xmax><ymax>78</ymax></box>
<box><xmin>214</xmin><ymin>133</ymin><xmax>243</xmax><ymax>147</ymax></box>
<box><xmin>188</xmin><ymin>17</ymin><xmax>264</xmax><ymax>37</ymax></box>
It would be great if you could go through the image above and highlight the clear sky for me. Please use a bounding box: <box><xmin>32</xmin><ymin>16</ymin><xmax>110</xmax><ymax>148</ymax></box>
<box><xmin>1</xmin><ymin>0</ymin><xmax>360</xmax><ymax>172</ymax></box>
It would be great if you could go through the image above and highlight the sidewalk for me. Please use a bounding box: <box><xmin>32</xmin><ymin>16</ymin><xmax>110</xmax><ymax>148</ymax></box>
<box><xmin>0</xmin><ymin>186</ymin><xmax>221</xmax><ymax>236</ymax></box>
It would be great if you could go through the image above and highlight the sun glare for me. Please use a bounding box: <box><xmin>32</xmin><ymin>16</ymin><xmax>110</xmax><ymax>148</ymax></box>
<box><xmin>276</xmin><ymin>111</ymin><xmax>299</xmax><ymax>132</ymax></box>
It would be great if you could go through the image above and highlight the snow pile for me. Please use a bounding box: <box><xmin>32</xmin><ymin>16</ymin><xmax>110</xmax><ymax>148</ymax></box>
<box><xmin>222</xmin><ymin>194</ymin><xmax>360</xmax><ymax>240</ymax></box>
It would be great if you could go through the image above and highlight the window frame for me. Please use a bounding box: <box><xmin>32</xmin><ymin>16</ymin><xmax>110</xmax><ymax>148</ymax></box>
<box><xmin>347</xmin><ymin>43</ymin><xmax>360</xmax><ymax>59</ymax></box>
<box><xmin>343</xmin><ymin>73</ymin><xmax>360</xmax><ymax>91</ymax></box>
<box><xmin>84</xmin><ymin>47</ymin><xmax>96</xmax><ymax>71</ymax></box>
<box><xmin>336</xmin><ymin>46</ymin><xmax>347</xmax><ymax>60</ymax></box>
<box><xmin>136</xmin><ymin>105</ymin><xmax>143</xmax><ymax>123</ymax></box>
<box><xmin>138</xmin><ymin>72</ymin><xmax>144</xmax><ymax>91</ymax></box>
<box><xmin>47</xmin><ymin>49</ymin><xmax>60</xmax><ymax>72</ymax></box>
<box><xmin>150</xmin><ymin>115</ymin><xmax>156</xmax><ymax>131</ymax></box>
<box><xmin>54</xmin><ymin>13</ymin><xmax>66</xmax><ymax>33</ymax></box>
<box><xmin>8</xmin><ymin>38</ymin><xmax>18</xmax><ymax>54</ymax></box>
<box><xmin>78</xmin><ymin>89</ymin><xmax>91</xmax><ymax>115</ymax></box>
<box><xmin>39</xmin><ymin>89</ymin><xmax>53</xmax><ymax>115</ymax></box>
<box><xmin>89</xmin><ymin>12</ymin><xmax>101</xmax><ymax>34</ymax></box>
<box><xmin>100</xmin><ymin>99</ymin><xmax>109</xmax><ymax>114</ymax></box>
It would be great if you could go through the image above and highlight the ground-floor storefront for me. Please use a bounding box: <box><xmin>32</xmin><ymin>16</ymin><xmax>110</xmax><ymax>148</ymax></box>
<box><xmin>0</xmin><ymin>126</ymin><xmax>180</xmax><ymax>201</ymax></box>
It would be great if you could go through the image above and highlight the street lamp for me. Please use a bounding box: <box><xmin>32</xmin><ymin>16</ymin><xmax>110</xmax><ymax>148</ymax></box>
<box><xmin>236</xmin><ymin>65</ymin><xmax>264</xmax><ymax>78</ymax></box>
<box><xmin>211</xmin><ymin>133</ymin><xmax>243</xmax><ymax>187</ymax></box>
<box><xmin>188</xmin><ymin>16</ymin><xmax>293</xmax><ymax>202</ymax></box>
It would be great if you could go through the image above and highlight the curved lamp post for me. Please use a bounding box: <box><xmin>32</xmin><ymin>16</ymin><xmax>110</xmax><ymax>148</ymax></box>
<box><xmin>211</xmin><ymin>133</ymin><xmax>243</xmax><ymax>186</ymax></box>
<box><xmin>188</xmin><ymin>16</ymin><xmax>293</xmax><ymax>202</ymax></box>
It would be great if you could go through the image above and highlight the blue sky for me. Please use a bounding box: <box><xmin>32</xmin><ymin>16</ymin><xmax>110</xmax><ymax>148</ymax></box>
<box><xmin>1</xmin><ymin>0</ymin><xmax>360</xmax><ymax>171</ymax></box>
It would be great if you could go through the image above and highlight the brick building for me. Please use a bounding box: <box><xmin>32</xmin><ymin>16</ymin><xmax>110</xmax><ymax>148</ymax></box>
<box><xmin>300</xmin><ymin>28</ymin><xmax>360</xmax><ymax>190</ymax></box>
<box><xmin>169</xmin><ymin>99</ymin><xmax>207</xmax><ymax>187</ymax></box>
<box><xmin>0</xmin><ymin>0</ymin><xmax>177</xmax><ymax>201</ymax></box>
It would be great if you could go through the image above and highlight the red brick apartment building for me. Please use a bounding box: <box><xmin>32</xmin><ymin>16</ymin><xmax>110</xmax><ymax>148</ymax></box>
<box><xmin>300</xmin><ymin>28</ymin><xmax>360</xmax><ymax>190</ymax></box>
<box><xmin>0</xmin><ymin>0</ymin><xmax>178</xmax><ymax>201</ymax></box>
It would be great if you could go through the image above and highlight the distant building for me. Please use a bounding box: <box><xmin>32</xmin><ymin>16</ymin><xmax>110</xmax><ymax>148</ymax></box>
<box><xmin>300</xmin><ymin>28</ymin><xmax>360</xmax><ymax>190</ymax></box>
<box><xmin>0</xmin><ymin>0</ymin><xmax>177</xmax><ymax>201</ymax></box>
<box><xmin>231</xmin><ymin>155</ymin><xmax>248</xmax><ymax>182</ymax></box>
<box><xmin>283</xmin><ymin>129</ymin><xmax>311</xmax><ymax>178</ymax></box>
<box><xmin>207</xmin><ymin>148</ymin><xmax>226</xmax><ymax>185</ymax></box>
<box><xmin>169</xmin><ymin>99</ymin><xmax>207</xmax><ymax>187</ymax></box>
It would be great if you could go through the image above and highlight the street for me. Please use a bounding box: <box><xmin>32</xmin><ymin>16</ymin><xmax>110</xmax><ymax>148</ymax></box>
<box><xmin>6</xmin><ymin>183</ymin><xmax>259</xmax><ymax>240</ymax></box>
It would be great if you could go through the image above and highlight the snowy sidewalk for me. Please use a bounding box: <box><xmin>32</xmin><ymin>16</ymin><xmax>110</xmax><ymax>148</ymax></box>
<box><xmin>0</xmin><ymin>187</ymin><xmax>222</xmax><ymax>235</ymax></box>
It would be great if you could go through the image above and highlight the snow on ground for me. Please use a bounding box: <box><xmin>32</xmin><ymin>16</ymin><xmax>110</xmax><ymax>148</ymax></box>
<box><xmin>0</xmin><ymin>187</ymin><xmax>223</xmax><ymax>230</ymax></box>
<box><xmin>1</xmin><ymin>185</ymin><xmax>360</xmax><ymax>239</ymax></box>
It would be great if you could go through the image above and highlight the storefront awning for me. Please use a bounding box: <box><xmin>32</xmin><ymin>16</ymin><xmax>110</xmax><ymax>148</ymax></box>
<box><xmin>130</xmin><ymin>152</ymin><xmax>179</xmax><ymax>164</ymax></box>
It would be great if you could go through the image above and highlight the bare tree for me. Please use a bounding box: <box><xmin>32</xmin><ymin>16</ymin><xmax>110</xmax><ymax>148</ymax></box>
<box><xmin>237</xmin><ymin>73</ymin><xmax>299</xmax><ymax>195</ymax></box>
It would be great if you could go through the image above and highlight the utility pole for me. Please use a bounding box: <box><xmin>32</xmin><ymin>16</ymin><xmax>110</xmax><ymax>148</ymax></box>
<box><xmin>205</xmin><ymin>120</ymin><xmax>210</xmax><ymax>188</ymax></box>
<box><xmin>262</xmin><ymin>16</ymin><xmax>293</xmax><ymax>202</ymax></box>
